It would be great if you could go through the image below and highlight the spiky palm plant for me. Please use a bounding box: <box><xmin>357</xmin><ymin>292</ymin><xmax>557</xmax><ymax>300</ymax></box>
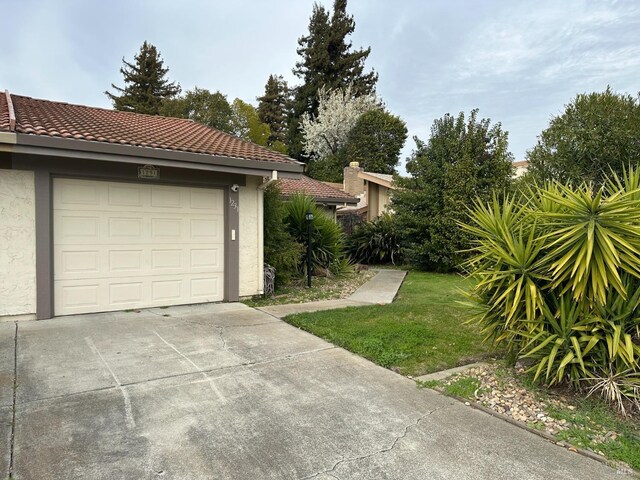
<box><xmin>462</xmin><ymin>167</ymin><xmax>640</xmax><ymax>413</ymax></box>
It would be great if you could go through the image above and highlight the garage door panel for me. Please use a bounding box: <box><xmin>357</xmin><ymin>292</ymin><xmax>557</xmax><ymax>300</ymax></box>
<box><xmin>190</xmin><ymin>188</ymin><xmax>223</xmax><ymax>212</ymax></box>
<box><xmin>109</xmin><ymin>282</ymin><xmax>144</xmax><ymax>305</ymax></box>
<box><xmin>109</xmin><ymin>249</ymin><xmax>144</xmax><ymax>274</ymax></box>
<box><xmin>190</xmin><ymin>218</ymin><xmax>223</xmax><ymax>241</ymax></box>
<box><xmin>56</xmin><ymin>215</ymin><xmax>101</xmax><ymax>242</ymax></box>
<box><xmin>150</xmin><ymin>217</ymin><xmax>184</xmax><ymax>240</ymax></box>
<box><xmin>59</xmin><ymin>181</ymin><xmax>100</xmax><ymax>206</ymax></box>
<box><xmin>190</xmin><ymin>248</ymin><xmax>223</xmax><ymax>271</ymax></box>
<box><xmin>150</xmin><ymin>249</ymin><xmax>184</xmax><ymax>270</ymax></box>
<box><xmin>108</xmin><ymin>217</ymin><xmax>144</xmax><ymax>239</ymax></box>
<box><xmin>54</xmin><ymin>179</ymin><xmax>224</xmax><ymax>315</ymax></box>
<box><xmin>151</xmin><ymin>279</ymin><xmax>184</xmax><ymax>302</ymax></box>
<box><xmin>190</xmin><ymin>276</ymin><xmax>221</xmax><ymax>300</ymax></box>
<box><xmin>59</xmin><ymin>250</ymin><xmax>101</xmax><ymax>275</ymax></box>
<box><xmin>108</xmin><ymin>184</ymin><xmax>144</xmax><ymax>207</ymax></box>
<box><xmin>55</xmin><ymin>282</ymin><xmax>102</xmax><ymax>314</ymax></box>
<box><xmin>150</xmin><ymin>185</ymin><xmax>183</xmax><ymax>208</ymax></box>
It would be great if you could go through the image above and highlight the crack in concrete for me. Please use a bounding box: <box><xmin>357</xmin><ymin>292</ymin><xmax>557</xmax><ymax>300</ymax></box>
<box><xmin>7</xmin><ymin>321</ymin><xmax>18</xmax><ymax>479</ymax></box>
<box><xmin>216</xmin><ymin>326</ymin><xmax>227</xmax><ymax>350</ymax></box>
<box><xmin>15</xmin><ymin>346</ymin><xmax>337</xmax><ymax>407</ymax></box>
<box><xmin>219</xmin><ymin>321</ymin><xmax>279</xmax><ymax>328</ymax></box>
<box><xmin>182</xmin><ymin>316</ymin><xmax>278</xmax><ymax>329</ymax></box>
<box><xmin>299</xmin><ymin>404</ymin><xmax>452</xmax><ymax>480</ymax></box>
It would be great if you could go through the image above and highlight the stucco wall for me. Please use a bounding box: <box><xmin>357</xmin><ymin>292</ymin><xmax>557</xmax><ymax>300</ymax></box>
<box><xmin>379</xmin><ymin>186</ymin><xmax>391</xmax><ymax>215</ymax></box>
<box><xmin>0</xmin><ymin>169</ymin><xmax>36</xmax><ymax>316</ymax></box>
<box><xmin>239</xmin><ymin>176</ymin><xmax>263</xmax><ymax>296</ymax></box>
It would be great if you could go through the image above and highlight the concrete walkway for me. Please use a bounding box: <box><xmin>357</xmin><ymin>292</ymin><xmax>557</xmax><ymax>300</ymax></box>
<box><xmin>259</xmin><ymin>269</ymin><xmax>407</xmax><ymax>318</ymax></box>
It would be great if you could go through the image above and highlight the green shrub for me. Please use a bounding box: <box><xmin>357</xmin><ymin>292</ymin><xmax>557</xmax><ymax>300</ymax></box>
<box><xmin>263</xmin><ymin>184</ymin><xmax>304</xmax><ymax>287</ymax></box>
<box><xmin>463</xmin><ymin>169</ymin><xmax>640</xmax><ymax>413</ymax></box>
<box><xmin>347</xmin><ymin>213</ymin><xmax>403</xmax><ymax>265</ymax></box>
<box><xmin>391</xmin><ymin>109</ymin><xmax>514</xmax><ymax>272</ymax></box>
<box><xmin>284</xmin><ymin>194</ymin><xmax>350</xmax><ymax>275</ymax></box>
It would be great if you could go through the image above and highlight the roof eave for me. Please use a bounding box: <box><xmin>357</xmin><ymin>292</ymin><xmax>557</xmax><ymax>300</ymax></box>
<box><xmin>281</xmin><ymin>193</ymin><xmax>358</xmax><ymax>206</ymax></box>
<box><xmin>12</xmin><ymin>133</ymin><xmax>304</xmax><ymax>175</ymax></box>
<box><xmin>358</xmin><ymin>171</ymin><xmax>394</xmax><ymax>188</ymax></box>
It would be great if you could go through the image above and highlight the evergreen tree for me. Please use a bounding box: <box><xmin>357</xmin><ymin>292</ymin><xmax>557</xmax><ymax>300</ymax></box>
<box><xmin>527</xmin><ymin>87</ymin><xmax>640</xmax><ymax>186</ymax></box>
<box><xmin>287</xmin><ymin>0</ymin><xmax>378</xmax><ymax>159</ymax></box>
<box><xmin>257</xmin><ymin>75</ymin><xmax>289</xmax><ymax>147</ymax></box>
<box><xmin>105</xmin><ymin>41</ymin><xmax>180</xmax><ymax>115</ymax></box>
<box><xmin>392</xmin><ymin>110</ymin><xmax>514</xmax><ymax>272</ymax></box>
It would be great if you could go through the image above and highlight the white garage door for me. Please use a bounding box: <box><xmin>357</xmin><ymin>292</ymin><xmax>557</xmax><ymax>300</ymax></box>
<box><xmin>53</xmin><ymin>178</ymin><xmax>225</xmax><ymax>315</ymax></box>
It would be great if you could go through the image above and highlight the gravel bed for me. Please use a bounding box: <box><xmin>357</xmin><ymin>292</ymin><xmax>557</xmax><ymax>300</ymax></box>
<box><xmin>440</xmin><ymin>363</ymin><xmax>625</xmax><ymax>452</ymax></box>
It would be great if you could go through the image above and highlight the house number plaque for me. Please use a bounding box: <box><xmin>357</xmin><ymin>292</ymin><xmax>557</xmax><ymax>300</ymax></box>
<box><xmin>138</xmin><ymin>165</ymin><xmax>160</xmax><ymax>179</ymax></box>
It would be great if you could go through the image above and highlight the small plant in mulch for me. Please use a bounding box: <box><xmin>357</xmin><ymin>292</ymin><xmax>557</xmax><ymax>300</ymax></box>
<box><xmin>241</xmin><ymin>270</ymin><xmax>376</xmax><ymax>308</ymax></box>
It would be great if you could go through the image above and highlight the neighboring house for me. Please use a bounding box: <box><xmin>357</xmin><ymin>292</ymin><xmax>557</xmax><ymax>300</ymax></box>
<box><xmin>513</xmin><ymin>160</ymin><xmax>529</xmax><ymax>177</ymax></box>
<box><xmin>339</xmin><ymin>162</ymin><xmax>396</xmax><ymax>221</ymax></box>
<box><xmin>276</xmin><ymin>175</ymin><xmax>358</xmax><ymax>219</ymax></box>
<box><xmin>0</xmin><ymin>91</ymin><xmax>303</xmax><ymax>320</ymax></box>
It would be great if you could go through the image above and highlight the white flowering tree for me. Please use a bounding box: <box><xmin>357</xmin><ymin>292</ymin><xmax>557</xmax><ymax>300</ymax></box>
<box><xmin>300</xmin><ymin>84</ymin><xmax>379</xmax><ymax>160</ymax></box>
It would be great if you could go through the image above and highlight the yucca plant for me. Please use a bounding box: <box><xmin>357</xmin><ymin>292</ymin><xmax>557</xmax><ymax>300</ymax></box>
<box><xmin>462</xmin><ymin>167</ymin><xmax>640</xmax><ymax>414</ymax></box>
<box><xmin>284</xmin><ymin>194</ymin><xmax>350</xmax><ymax>276</ymax></box>
<box><xmin>462</xmin><ymin>194</ymin><xmax>548</xmax><ymax>354</ymax></box>
<box><xmin>538</xmin><ymin>182</ymin><xmax>640</xmax><ymax>304</ymax></box>
<box><xmin>347</xmin><ymin>213</ymin><xmax>404</xmax><ymax>265</ymax></box>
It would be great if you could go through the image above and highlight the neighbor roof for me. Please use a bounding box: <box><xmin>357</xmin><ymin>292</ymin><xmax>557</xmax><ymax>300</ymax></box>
<box><xmin>277</xmin><ymin>176</ymin><xmax>358</xmax><ymax>205</ymax></box>
<box><xmin>0</xmin><ymin>91</ymin><xmax>298</xmax><ymax>165</ymax></box>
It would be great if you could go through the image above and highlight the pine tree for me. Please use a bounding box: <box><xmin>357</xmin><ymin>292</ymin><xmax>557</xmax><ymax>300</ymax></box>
<box><xmin>257</xmin><ymin>75</ymin><xmax>289</xmax><ymax>146</ymax></box>
<box><xmin>287</xmin><ymin>0</ymin><xmax>378</xmax><ymax>159</ymax></box>
<box><xmin>105</xmin><ymin>41</ymin><xmax>181</xmax><ymax>115</ymax></box>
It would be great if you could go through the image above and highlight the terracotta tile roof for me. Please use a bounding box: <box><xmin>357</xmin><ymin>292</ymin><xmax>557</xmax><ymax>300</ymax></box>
<box><xmin>0</xmin><ymin>92</ymin><xmax>299</xmax><ymax>165</ymax></box>
<box><xmin>277</xmin><ymin>176</ymin><xmax>358</xmax><ymax>204</ymax></box>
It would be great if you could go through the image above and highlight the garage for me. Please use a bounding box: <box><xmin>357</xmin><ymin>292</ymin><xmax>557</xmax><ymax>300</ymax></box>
<box><xmin>1</xmin><ymin>91</ymin><xmax>303</xmax><ymax>320</ymax></box>
<box><xmin>53</xmin><ymin>178</ymin><xmax>225</xmax><ymax>315</ymax></box>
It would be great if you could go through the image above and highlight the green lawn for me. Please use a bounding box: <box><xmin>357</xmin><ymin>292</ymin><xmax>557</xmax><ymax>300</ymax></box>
<box><xmin>284</xmin><ymin>271</ymin><xmax>496</xmax><ymax>376</ymax></box>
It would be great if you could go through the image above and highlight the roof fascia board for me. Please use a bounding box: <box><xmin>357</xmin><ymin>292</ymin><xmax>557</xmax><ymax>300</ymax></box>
<box><xmin>282</xmin><ymin>194</ymin><xmax>358</xmax><ymax>206</ymax></box>
<box><xmin>357</xmin><ymin>171</ymin><xmax>393</xmax><ymax>188</ymax></box>
<box><xmin>15</xmin><ymin>133</ymin><xmax>304</xmax><ymax>173</ymax></box>
<box><xmin>12</xmin><ymin>144</ymin><xmax>303</xmax><ymax>178</ymax></box>
<box><xmin>0</xmin><ymin>131</ymin><xmax>17</xmax><ymax>144</ymax></box>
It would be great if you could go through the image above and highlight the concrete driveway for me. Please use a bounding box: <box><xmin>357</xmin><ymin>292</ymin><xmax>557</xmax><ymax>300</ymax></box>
<box><xmin>0</xmin><ymin>303</ymin><xmax>623</xmax><ymax>479</ymax></box>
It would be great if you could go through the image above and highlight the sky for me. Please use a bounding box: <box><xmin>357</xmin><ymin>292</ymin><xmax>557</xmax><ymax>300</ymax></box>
<box><xmin>2</xmin><ymin>0</ymin><xmax>640</xmax><ymax>171</ymax></box>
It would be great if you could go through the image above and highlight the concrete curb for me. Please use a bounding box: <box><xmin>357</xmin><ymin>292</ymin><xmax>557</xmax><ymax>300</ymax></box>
<box><xmin>413</xmin><ymin>362</ymin><xmax>488</xmax><ymax>382</ymax></box>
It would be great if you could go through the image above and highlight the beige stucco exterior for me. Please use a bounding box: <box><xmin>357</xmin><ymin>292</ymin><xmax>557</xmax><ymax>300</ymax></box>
<box><xmin>0</xmin><ymin>169</ymin><xmax>36</xmax><ymax>317</ymax></box>
<box><xmin>366</xmin><ymin>182</ymin><xmax>392</xmax><ymax>221</ymax></box>
<box><xmin>239</xmin><ymin>176</ymin><xmax>264</xmax><ymax>296</ymax></box>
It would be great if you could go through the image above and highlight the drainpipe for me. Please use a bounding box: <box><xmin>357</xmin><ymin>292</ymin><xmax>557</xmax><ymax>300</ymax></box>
<box><xmin>4</xmin><ymin>90</ymin><xmax>16</xmax><ymax>131</ymax></box>
<box><xmin>258</xmin><ymin>170</ymin><xmax>278</xmax><ymax>190</ymax></box>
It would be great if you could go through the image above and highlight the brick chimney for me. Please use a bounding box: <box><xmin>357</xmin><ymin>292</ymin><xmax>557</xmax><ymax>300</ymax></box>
<box><xmin>343</xmin><ymin>162</ymin><xmax>365</xmax><ymax>196</ymax></box>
